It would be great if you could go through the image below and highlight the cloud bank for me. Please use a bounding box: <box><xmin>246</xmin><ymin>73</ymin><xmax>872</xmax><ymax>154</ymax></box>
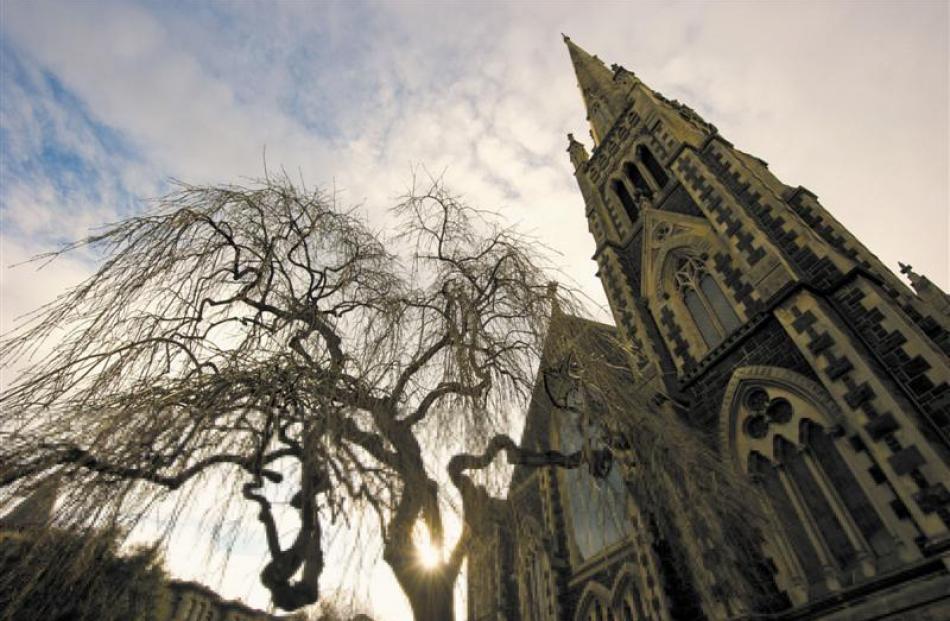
<box><xmin>2</xmin><ymin>1</ymin><xmax>946</xmax><ymax>617</ymax></box>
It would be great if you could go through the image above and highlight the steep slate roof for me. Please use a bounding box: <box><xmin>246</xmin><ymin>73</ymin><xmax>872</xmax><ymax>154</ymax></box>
<box><xmin>509</xmin><ymin>311</ymin><xmax>623</xmax><ymax>490</ymax></box>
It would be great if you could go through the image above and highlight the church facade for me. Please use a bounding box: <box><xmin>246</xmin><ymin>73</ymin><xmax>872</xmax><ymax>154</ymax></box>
<box><xmin>467</xmin><ymin>37</ymin><xmax>950</xmax><ymax>621</ymax></box>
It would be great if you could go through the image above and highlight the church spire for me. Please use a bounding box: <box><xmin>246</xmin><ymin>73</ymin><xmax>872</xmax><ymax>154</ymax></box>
<box><xmin>0</xmin><ymin>476</ymin><xmax>60</xmax><ymax>531</ymax></box>
<box><xmin>563</xmin><ymin>34</ymin><xmax>622</xmax><ymax>144</ymax></box>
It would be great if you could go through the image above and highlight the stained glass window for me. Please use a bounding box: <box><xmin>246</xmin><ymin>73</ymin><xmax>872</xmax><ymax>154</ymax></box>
<box><xmin>557</xmin><ymin>405</ymin><xmax>630</xmax><ymax>562</ymax></box>
<box><xmin>673</xmin><ymin>254</ymin><xmax>740</xmax><ymax>349</ymax></box>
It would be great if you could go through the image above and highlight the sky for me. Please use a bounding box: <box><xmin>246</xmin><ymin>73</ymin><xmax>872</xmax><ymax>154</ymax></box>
<box><xmin>1</xmin><ymin>0</ymin><xmax>947</xmax><ymax>618</ymax></box>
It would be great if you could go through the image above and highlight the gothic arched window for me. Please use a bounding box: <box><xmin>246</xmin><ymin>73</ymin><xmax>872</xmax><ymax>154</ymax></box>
<box><xmin>673</xmin><ymin>255</ymin><xmax>741</xmax><ymax>348</ymax></box>
<box><xmin>556</xmin><ymin>389</ymin><xmax>631</xmax><ymax>563</ymax></box>
<box><xmin>623</xmin><ymin>161</ymin><xmax>652</xmax><ymax>198</ymax></box>
<box><xmin>636</xmin><ymin>144</ymin><xmax>668</xmax><ymax>189</ymax></box>
<box><xmin>729</xmin><ymin>378</ymin><xmax>907</xmax><ymax>596</ymax></box>
<box><xmin>612</xmin><ymin>179</ymin><xmax>639</xmax><ymax>225</ymax></box>
<box><xmin>519</xmin><ymin>542</ymin><xmax>556</xmax><ymax>621</ymax></box>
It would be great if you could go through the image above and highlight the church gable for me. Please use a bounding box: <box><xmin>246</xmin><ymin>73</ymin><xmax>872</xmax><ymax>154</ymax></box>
<box><xmin>639</xmin><ymin>207</ymin><xmax>720</xmax><ymax>302</ymax></box>
<box><xmin>639</xmin><ymin>207</ymin><xmax>756</xmax><ymax>370</ymax></box>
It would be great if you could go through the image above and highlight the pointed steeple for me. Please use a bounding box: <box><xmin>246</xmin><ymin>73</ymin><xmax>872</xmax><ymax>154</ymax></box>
<box><xmin>0</xmin><ymin>476</ymin><xmax>60</xmax><ymax>531</ymax></box>
<box><xmin>563</xmin><ymin>34</ymin><xmax>623</xmax><ymax>144</ymax></box>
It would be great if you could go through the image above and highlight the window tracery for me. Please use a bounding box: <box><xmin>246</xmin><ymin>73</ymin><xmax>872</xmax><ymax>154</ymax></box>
<box><xmin>549</xmin><ymin>371</ymin><xmax>631</xmax><ymax>564</ymax></box>
<box><xmin>725</xmin><ymin>375</ymin><xmax>908</xmax><ymax>595</ymax></box>
<box><xmin>518</xmin><ymin>540</ymin><xmax>556</xmax><ymax>621</ymax></box>
<box><xmin>652</xmin><ymin>221</ymin><xmax>673</xmax><ymax>242</ymax></box>
<box><xmin>671</xmin><ymin>254</ymin><xmax>741</xmax><ymax>348</ymax></box>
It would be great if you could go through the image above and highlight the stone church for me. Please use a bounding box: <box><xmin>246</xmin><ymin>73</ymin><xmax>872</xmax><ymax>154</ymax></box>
<box><xmin>467</xmin><ymin>36</ymin><xmax>950</xmax><ymax>620</ymax></box>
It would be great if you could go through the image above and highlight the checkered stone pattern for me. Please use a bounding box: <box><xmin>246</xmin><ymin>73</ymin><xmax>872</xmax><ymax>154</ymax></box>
<box><xmin>833</xmin><ymin>278</ymin><xmax>950</xmax><ymax>447</ymax></box>
<box><xmin>586</xmin><ymin>201</ymin><xmax>610</xmax><ymax>247</ymax></box>
<box><xmin>674</xmin><ymin>149</ymin><xmax>793</xmax><ymax>303</ymax></box>
<box><xmin>680</xmin><ymin>317</ymin><xmax>817</xmax><ymax>432</ymax></box>
<box><xmin>776</xmin><ymin>290</ymin><xmax>950</xmax><ymax>533</ymax></box>
<box><xmin>651</xmin><ymin>119</ymin><xmax>678</xmax><ymax>159</ymax></box>
<box><xmin>593</xmin><ymin>185</ymin><xmax>627</xmax><ymax>243</ymax></box>
<box><xmin>599</xmin><ymin>247</ymin><xmax>655</xmax><ymax>372</ymax></box>
<box><xmin>657</xmin><ymin>304</ymin><xmax>698</xmax><ymax>372</ymax></box>
<box><xmin>900</xmin><ymin>303</ymin><xmax>950</xmax><ymax>358</ymax></box>
<box><xmin>786</xmin><ymin>188</ymin><xmax>950</xmax><ymax>357</ymax></box>
<box><xmin>712</xmin><ymin>250</ymin><xmax>762</xmax><ymax>316</ymax></box>
<box><xmin>701</xmin><ymin>142</ymin><xmax>849</xmax><ymax>290</ymax></box>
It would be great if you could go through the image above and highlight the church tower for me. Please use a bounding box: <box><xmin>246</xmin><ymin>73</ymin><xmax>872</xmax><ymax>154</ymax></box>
<box><xmin>562</xmin><ymin>35</ymin><xmax>950</xmax><ymax>618</ymax></box>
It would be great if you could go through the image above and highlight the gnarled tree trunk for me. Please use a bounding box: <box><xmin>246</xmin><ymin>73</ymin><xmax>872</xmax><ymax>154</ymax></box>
<box><xmin>389</xmin><ymin>556</ymin><xmax>455</xmax><ymax>621</ymax></box>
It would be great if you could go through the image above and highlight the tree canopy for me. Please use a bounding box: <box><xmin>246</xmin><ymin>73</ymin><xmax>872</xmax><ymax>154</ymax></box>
<box><xmin>1</xmin><ymin>172</ymin><xmax>770</xmax><ymax>620</ymax></box>
<box><xmin>0</xmin><ymin>173</ymin><xmax>587</xmax><ymax>619</ymax></box>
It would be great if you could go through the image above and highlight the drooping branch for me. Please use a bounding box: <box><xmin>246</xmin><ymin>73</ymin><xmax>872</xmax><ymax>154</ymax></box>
<box><xmin>447</xmin><ymin>433</ymin><xmax>583</xmax><ymax>532</ymax></box>
<box><xmin>1</xmin><ymin>443</ymin><xmax>291</xmax><ymax>490</ymax></box>
<box><xmin>0</xmin><ymin>172</ymin><xmax>576</xmax><ymax>619</ymax></box>
<box><xmin>448</xmin><ymin>433</ymin><xmax>583</xmax><ymax>492</ymax></box>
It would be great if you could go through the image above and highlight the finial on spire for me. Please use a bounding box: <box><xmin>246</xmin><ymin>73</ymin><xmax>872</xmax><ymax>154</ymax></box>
<box><xmin>562</xmin><ymin>33</ymin><xmax>570</xmax><ymax>42</ymax></box>
<box><xmin>899</xmin><ymin>262</ymin><xmax>924</xmax><ymax>289</ymax></box>
<box><xmin>898</xmin><ymin>262</ymin><xmax>950</xmax><ymax>314</ymax></box>
<box><xmin>566</xmin><ymin>133</ymin><xmax>589</xmax><ymax>169</ymax></box>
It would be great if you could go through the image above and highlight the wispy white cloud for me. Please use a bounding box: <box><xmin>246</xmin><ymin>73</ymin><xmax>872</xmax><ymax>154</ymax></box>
<box><xmin>1</xmin><ymin>0</ymin><xmax>946</xmax><ymax>617</ymax></box>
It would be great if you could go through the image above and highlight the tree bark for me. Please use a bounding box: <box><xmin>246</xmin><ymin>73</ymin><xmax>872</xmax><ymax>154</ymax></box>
<box><xmin>387</xmin><ymin>555</ymin><xmax>456</xmax><ymax>621</ymax></box>
<box><xmin>403</xmin><ymin>570</ymin><xmax>455</xmax><ymax>621</ymax></box>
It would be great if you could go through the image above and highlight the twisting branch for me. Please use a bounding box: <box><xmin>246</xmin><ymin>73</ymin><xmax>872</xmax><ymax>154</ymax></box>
<box><xmin>1</xmin><ymin>171</ymin><xmax>577</xmax><ymax>619</ymax></box>
<box><xmin>448</xmin><ymin>433</ymin><xmax>583</xmax><ymax>499</ymax></box>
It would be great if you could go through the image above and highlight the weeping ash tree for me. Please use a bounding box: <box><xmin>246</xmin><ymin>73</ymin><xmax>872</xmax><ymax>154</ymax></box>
<box><xmin>1</xmin><ymin>174</ymin><xmax>768</xmax><ymax>620</ymax></box>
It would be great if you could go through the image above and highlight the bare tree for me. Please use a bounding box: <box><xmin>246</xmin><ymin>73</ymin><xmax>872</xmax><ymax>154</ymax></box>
<box><xmin>0</xmin><ymin>173</ymin><xmax>599</xmax><ymax>620</ymax></box>
<box><xmin>1</xmin><ymin>171</ymin><xmax>773</xmax><ymax>620</ymax></box>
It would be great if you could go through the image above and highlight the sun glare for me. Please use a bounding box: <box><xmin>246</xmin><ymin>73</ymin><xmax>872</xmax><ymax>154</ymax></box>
<box><xmin>415</xmin><ymin>527</ymin><xmax>443</xmax><ymax>569</ymax></box>
<box><xmin>417</xmin><ymin>540</ymin><xmax>442</xmax><ymax>569</ymax></box>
